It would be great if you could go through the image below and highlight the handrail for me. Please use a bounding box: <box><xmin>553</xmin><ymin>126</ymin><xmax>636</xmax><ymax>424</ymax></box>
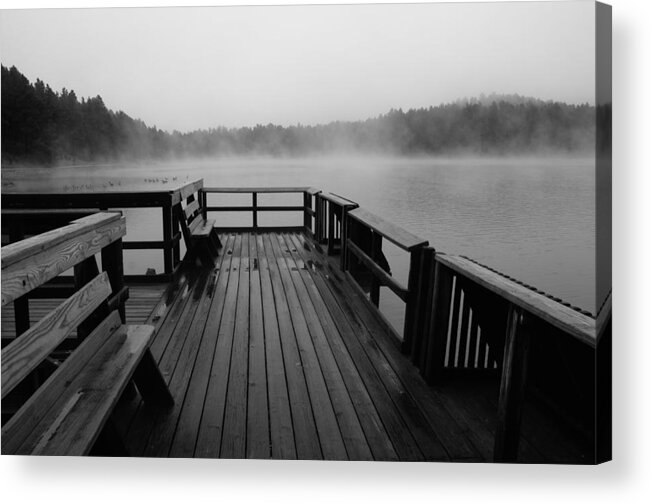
<box><xmin>348</xmin><ymin>207</ymin><xmax>429</xmax><ymax>252</ymax></box>
<box><xmin>346</xmin><ymin>240</ymin><xmax>409</xmax><ymax>301</ymax></box>
<box><xmin>320</xmin><ymin>192</ymin><xmax>358</xmax><ymax>207</ymax></box>
<box><xmin>202</xmin><ymin>186</ymin><xmax>311</xmax><ymax>193</ymax></box>
<box><xmin>1</xmin><ymin>212</ymin><xmax>126</xmax><ymax>306</ymax></box>
<box><xmin>1</xmin><ymin>212</ymin><xmax>122</xmax><ymax>271</ymax></box>
<box><xmin>436</xmin><ymin>254</ymin><xmax>596</xmax><ymax>348</ymax></box>
<box><xmin>201</xmin><ymin>186</ymin><xmax>318</xmax><ymax>233</ymax></box>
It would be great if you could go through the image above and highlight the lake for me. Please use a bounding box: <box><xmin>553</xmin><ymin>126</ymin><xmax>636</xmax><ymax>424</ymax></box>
<box><xmin>1</xmin><ymin>156</ymin><xmax>596</xmax><ymax>331</ymax></box>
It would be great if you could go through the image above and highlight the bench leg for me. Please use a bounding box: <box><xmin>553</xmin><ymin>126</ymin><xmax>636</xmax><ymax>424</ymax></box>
<box><xmin>133</xmin><ymin>348</ymin><xmax>174</xmax><ymax>407</ymax></box>
<box><xmin>91</xmin><ymin>419</ymin><xmax>130</xmax><ymax>457</ymax></box>
<box><xmin>209</xmin><ymin>229</ymin><xmax>222</xmax><ymax>250</ymax></box>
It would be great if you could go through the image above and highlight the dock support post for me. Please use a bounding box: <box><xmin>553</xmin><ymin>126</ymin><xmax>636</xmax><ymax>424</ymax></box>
<box><xmin>493</xmin><ymin>305</ymin><xmax>530</xmax><ymax>462</ymax></box>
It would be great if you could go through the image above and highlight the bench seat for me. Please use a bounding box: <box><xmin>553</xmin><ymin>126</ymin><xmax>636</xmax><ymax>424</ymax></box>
<box><xmin>1</xmin><ymin>310</ymin><xmax>170</xmax><ymax>455</ymax></box>
<box><xmin>190</xmin><ymin>217</ymin><xmax>216</xmax><ymax>238</ymax></box>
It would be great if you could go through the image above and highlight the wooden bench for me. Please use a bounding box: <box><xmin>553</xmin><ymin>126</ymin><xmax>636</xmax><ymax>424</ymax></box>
<box><xmin>175</xmin><ymin>183</ymin><xmax>222</xmax><ymax>265</ymax></box>
<box><xmin>1</xmin><ymin>212</ymin><xmax>173</xmax><ymax>456</ymax></box>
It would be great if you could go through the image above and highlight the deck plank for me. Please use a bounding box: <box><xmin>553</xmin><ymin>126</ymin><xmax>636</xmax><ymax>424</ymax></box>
<box><xmin>220</xmin><ymin>233</ymin><xmax>251</xmax><ymax>458</ymax></box>
<box><xmin>169</xmin><ymin>234</ymin><xmax>235</xmax><ymax>457</ymax></box>
<box><xmin>246</xmin><ymin>234</ymin><xmax>271</xmax><ymax>458</ymax></box>
<box><xmin>285</xmin><ymin>233</ymin><xmax>424</xmax><ymax>461</ymax></box>
<box><xmin>277</xmin><ymin>233</ymin><xmax>373</xmax><ymax>461</ymax></box>
<box><xmin>94</xmin><ymin>230</ymin><xmax>587</xmax><ymax>463</ymax></box>
<box><xmin>261</xmin><ymin>233</ymin><xmax>322</xmax><ymax>460</ymax></box>
<box><xmin>268</xmin><ymin>233</ymin><xmax>348</xmax><ymax>461</ymax></box>
<box><xmin>195</xmin><ymin>234</ymin><xmax>243</xmax><ymax>458</ymax></box>
<box><xmin>256</xmin><ymin>234</ymin><xmax>297</xmax><ymax>459</ymax></box>
<box><xmin>288</xmin><ymin>234</ymin><xmax>451</xmax><ymax>461</ymax></box>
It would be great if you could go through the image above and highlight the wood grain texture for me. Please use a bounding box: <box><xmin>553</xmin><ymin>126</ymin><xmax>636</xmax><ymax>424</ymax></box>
<box><xmin>1</xmin><ymin>212</ymin><xmax>121</xmax><ymax>270</ymax></box>
<box><xmin>1</xmin><ymin>272</ymin><xmax>112</xmax><ymax>398</ymax></box>
<box><xmin>19</xmin><ymin>323</ymin><xmax>153</xmax><ymax>455</ymax></box>
<box><xmin>1</xmin><ymin>311</ymin><xmax>122</xmax><ymax>454</ymax></box>
<box><xmin>2</xmin><ymin>215</ymin><xmax>126</xmax><ymax>306</ymax></box>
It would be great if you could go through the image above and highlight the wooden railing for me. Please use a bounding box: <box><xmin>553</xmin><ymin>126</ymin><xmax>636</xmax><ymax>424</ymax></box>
<box><xmin>343</xmin><ymin>207</ymin><xmax>429</xmax><ymax>349</ymax></box>
<box><xmin>201</xmin><ymin>186</ymin><xmax>321</xmax><ymax>233</ymax></box>
<box><xmin>408</xmin><ymin>253</ymin><xmax>601</xmax><ymax>462</ymax></box>
<box><xmin>2</xmin><ymin>179</ymin><xmax>204</xmax><ymax>282</ymax></box>
<box><xmin>1</xmin><ymin>212</ymin><xmax>128</xmax><ymax>341</ymax></box>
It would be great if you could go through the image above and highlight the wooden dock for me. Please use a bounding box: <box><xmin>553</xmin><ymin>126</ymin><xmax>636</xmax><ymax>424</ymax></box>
<box><xmin>1</xmin><ymin>181</ymin><xmax>608</xmax><ymax>462</ymax></box>
<box><xmin>108</xmin><ymin>231</ymin><xmax>589</xmax><ymax>461</ymax></box>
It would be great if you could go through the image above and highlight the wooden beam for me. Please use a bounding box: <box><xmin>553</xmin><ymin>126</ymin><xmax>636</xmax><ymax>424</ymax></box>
<box><xmin>436</xmin><ymin>254</ymin><xmax>595</xmax><ymax>347</ymax></box>
<box><xmin>493</xmin><ymin>305</ymin><xmax>530</xmax><ymax>463</ymax></box>
<box><xmin>1</xmin><ymin>212</ymin><xmax>122</xmax><ymax>270</ymax></box>
<box><xmin>348</xmin><ymin>207</ymin><xmax>428</xmax><ymax>252</ymax></box>
<box><xmin>346</xmin><ymin>239</ymin><xmax>408</xmax><ymax>301</ymax></box>
<box><xmin>1</xmin><ymin>272</ymin><xmax>112</xmax><ymax>399</ymax></box>
<box><xmin>2</xmin><ymin>215</ymin><xmax>126</xmax><ymax>306</ymax></box>
<box><xmin>202</xmin><ymin>186</ymin><xmax>311</xmax><ymax>193</ymax></box>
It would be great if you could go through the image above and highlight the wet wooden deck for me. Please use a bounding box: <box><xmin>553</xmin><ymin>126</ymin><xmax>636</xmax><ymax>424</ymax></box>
<box><xmin>1</xmin><ymin>284</ymin><xmax>167</xmax><ymax>340</ymax></box>
<box><xmin>103</xmin><ymin>231</ymin><xmax>591</xmax><ymax>462</ymax></box>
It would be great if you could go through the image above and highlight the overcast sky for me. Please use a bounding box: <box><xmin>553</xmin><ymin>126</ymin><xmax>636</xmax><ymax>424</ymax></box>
<box><xmin>0</xmin><ymin>1</ymin><xmax>595</xmax><ymax>132</ymax></box>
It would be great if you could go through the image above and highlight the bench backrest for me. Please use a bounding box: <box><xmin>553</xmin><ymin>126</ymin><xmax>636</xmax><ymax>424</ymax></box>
<box><xmin>175</xmin><ymin>180</ymin><xmax>205</xmax><ymax>247</ymax></box>
<box><xmin>1</xmin><ymin>212</ymin><xmax>126</xmax><ymax>399</ymax></box>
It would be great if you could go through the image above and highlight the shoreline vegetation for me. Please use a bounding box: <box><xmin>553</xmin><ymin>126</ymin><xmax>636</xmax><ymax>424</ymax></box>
<box><xmin>2</xmin><ymin>65</ymin><xmax>598</xmax><ymax>166</ymax></box>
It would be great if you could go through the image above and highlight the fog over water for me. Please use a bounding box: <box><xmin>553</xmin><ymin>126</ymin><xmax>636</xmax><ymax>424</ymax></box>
<box><xmin>3</xmin><ymin>156</ymin><xmax>597</xmax><ymax>329</ymax></box>
<box><xmin>0</xmin><ymin>2</ymin><xmax>599</xmax><ymax>331</ymax></box>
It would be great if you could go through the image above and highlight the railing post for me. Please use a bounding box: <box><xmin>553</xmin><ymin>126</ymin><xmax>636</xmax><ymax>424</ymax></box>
<box><xmin>493</xmin><ymin>304</ymin><xmax>530</xmax><ymax>462</ymax></box>
<box><xmin>303</xmin><ymin>191</ymin><xmax>311</xmax><ymax>235</ymax></box>
<box><xmin>162</xmin><ymin>203</ymin><xmax>174</xmax><ymax>276</ymax></box>
<box><xmin>369</xmin><ymin>232</ymin><xmax>382</xmax><ymax>306</ymax></box>
<box><xmin>423</xmin><ymin>261</ymin><xmax>453</xmax><ymax>383</ymax></box>
<box><xmin>252</xmin><ymin>192</ymin><xmax>258</xmax><ymax>229</ymax></box>
<box><xmin>8</xmin><ymin>222</ymin><xmax>30</xmax><ymax>336</ymax></box>
<box><xmin>201</xmin><ymin>188</ymin><xmax>207</xmax><ymax>220</ymax></box>
<box><xmin>73</xmin><ymin>256</ymin><xmax>103</xmax><ymax>341</ymax></box>
<box><xmin>172</xmin><ymin>203</ymin><xmax>181</xmax><ymax>269</ymax></box>
<box><xmin>339</xmin><ymin>204</ymin><xmax>353</xmax><ymax>271</ymax></box>
<box><xmin>327</xmin><ymin>202</ymin><xmax>336</xmax><ymax>255</ymax></box>
<box><xmin>409</xmin><ymin>246</ymin><xmax>435</xmax><ymax>362</ymax></box>
<box><xmin>101</xmin><ymin>237</ymin><xmax>127</xmax><ymax>323</ymax></box>
<box><xmin>402</xmin><ymin>245</ymin><xmax>425</xmax><ymax>354</ymax></box>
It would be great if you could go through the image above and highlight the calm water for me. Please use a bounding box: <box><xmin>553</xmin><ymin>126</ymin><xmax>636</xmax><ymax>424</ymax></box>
<box><xmin>2</xmin><ymin>157</ymin><xmax>596</xmax><ymax>328</ymax></box>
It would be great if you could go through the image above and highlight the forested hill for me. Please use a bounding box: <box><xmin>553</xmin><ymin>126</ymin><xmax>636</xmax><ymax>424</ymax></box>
<box><xmin>2</xmin><ymin>65</ymin><xmax>595</xmax><ymax>165</ymax></box>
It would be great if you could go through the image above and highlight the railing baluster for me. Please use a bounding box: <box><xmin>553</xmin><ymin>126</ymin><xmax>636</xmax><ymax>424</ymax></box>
<box><xmin>457</xmin><ymin>291</ymin><xmax>471</xmax><ymax>368</ymax></box>
<box><xmin>446</xmin><ymin>276</ymin><xmax>462</xmax><ymax>367</ymax></box>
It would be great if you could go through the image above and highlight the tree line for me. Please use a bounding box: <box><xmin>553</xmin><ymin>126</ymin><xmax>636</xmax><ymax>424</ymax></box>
<box><xmin>2</xmin><ymin>65</ymin><xmax>596</xmax><ymax>165</ymax></box>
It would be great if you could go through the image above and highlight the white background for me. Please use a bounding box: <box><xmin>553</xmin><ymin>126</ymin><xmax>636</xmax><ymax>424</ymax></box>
<box><xmin>0</xmin><ymin>0</ymin><xmax>648</xmax><ymax>503</ymax></box>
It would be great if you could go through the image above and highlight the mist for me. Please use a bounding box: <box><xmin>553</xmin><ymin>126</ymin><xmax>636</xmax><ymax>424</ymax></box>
<box><xmin>1</xmin><ymin>65</ymin><xmax>596</xmax><ymax>167</ymax></box>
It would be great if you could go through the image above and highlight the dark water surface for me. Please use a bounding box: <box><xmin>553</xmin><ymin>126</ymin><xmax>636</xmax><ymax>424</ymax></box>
<box><xmin>2</xmin><ymin>157</ymin><xmax>595</xmax><ymax>329</ymax></box>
